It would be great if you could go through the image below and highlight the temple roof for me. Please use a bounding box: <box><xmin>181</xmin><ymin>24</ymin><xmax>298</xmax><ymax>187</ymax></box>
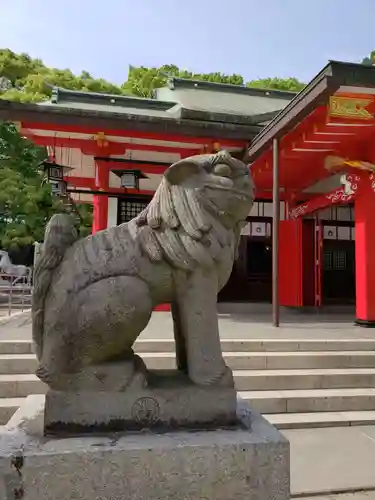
<box><xmin>47</xmin><ymin>85</ymin><xmax>177</xmax><ymax>111</ymax></box>
<box><xmin>36</xmin><ymin>75</ymin><xmax>293</xmax><ymax>126</ymax></box>
<box><xmin>248</xmin><ymin>60</ymin><xmax>375</xmax><ymax>197</ymax></box>
<box><xmin>164</xmin><ymin>76</ymin><xmax>297</xmax><ymax>100</ymax></box>
<box><xmin>248</xmin><ymin>60</ymin><xmax>375</xmax><ymax>161</ymax></box>
<box><xmin>0</xmin><ymin>98</ymin><xmax>262</xmax><ymax>140</ymax></box>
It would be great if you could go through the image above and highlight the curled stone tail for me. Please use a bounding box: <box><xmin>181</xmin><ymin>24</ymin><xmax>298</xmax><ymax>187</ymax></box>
<box><xmin>32</xmin><ymin>214</ymin><xmax>78</xmax><ymax>361</ymax></box>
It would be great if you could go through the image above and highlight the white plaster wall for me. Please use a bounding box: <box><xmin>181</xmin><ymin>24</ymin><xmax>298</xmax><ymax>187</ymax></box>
<box><xmin>109</xmin><ymin>172</ymin><xmax>121</xmax><ymax>188</ymax></box>
<box><xmin>249</xmin><ymin>201</ymin><xmax>286</xmax><ymax>220</ymax></box>
<box><xmin>70</xmin><ymin>192</ymin><xmax>93</xmax><ymax>203</ymax></box>
<box><xmin>112</xmin><ymin>150</ymin><xmax>181</xmax><ymax>164</ymax></box>
<box><xmin>313</xmin><ymin>205</ymin><xmax>353</xmax><ymax>222</ymax></box>
<box><xmin>55</xmin><ymin>147</ymin><xmax>95</xmax><ymax>178</ymax></box>
<box><xmin>249</xmin><ymin>201</ymin><xmax>352</xmax><ymax>223</ymax></box>
<box><xmin>108</xmin><ymin>173</ymin><xmax>162</xmax><ymax>191</ymax></box>
<box><xmin>156</xmin><ymin>87</ymin><xmax>291</xmax><ymax>116</ymax></box>
<box><xmin>140</xmin><ymin>174</ymin><xmax>163</xmax><ymax>191</ymax></box>
<box><xmin>107</xmin><ymin>198</ymin><xmax>118</xmax><ymax>228</ymax></box>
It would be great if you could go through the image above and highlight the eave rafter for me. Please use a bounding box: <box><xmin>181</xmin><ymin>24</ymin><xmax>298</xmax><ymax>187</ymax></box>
<box><xmin>25</xmin><ymin>132</ymin><xmax>200</xmax><ymax>157</ymax></box>
<box><xmin>20</xmin><ymin>121</ymin><xmax>247</xmax><ymax>150</ymax></box>
<box><xmin>251</xmin><ymin>94</ymin><xmax>375</xmax><ymax>196</ymax></box>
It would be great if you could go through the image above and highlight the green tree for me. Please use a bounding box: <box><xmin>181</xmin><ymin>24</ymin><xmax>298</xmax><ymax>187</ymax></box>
<box><xmin>0</xmin><ymin>49</ymin><xmax>124</xmax><ymax>102</ymax></box>
<box><xmin>122</xmin><ymin>64</ymin><xmax>246</xmax><ymax>97</ymax></box>
<box><xmin>75</xmin><ymin>202</ymin><xmax>93</xmax><ymax>238</ymax></box>
<box><xmin>0</xmin><ymin>48</ymin><xmax>307</xmax><ymax>100</ymax></box>
<box><xmin>0</xmin><ymin>121</ymin><xmax>46</xmax><ymax>177</ymax></box>
<box><xmin>0</xmin><ymin>121</ymin><xmax>92</xmax><ymax>249</ymax></box>
<box><xmin>362</xmin><ymin>50</ymin><xmax>375</xmax><ymax>66</ymax></box>
<box><xmin>247</xmin><ymin>76</ymin><xmax>305</xmax><ymax>92</ymax></box>
<box><xmin>0</xmin><ymin>164</ymin><xmax>62</xmax><ymax>249</ymax></box>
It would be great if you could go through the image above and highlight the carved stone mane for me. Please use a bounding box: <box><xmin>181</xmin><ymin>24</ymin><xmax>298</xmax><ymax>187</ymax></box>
<box><xmin>130</xmin><ymin>152</ymin><xmax>248</xmax><ymax>271</ymax></box>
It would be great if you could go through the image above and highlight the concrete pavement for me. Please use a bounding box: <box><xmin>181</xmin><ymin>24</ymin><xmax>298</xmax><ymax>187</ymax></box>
<box><xmin>285</xmin><ymin>425</ymin><xmax>375</xmax><ymax>496</ymax></box>
<box><xmin>303</xmin><ymin>493</ymin><xmax>375</xmax><ymax>500</ymax></box>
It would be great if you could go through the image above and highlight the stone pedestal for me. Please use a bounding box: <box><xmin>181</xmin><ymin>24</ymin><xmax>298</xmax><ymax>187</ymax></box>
<box><xmin>44</xmin><ymin>370</ymin><xmax>237</xmax><ymax>434</ymax></box>
<box><xmin>0</xmin><ymin>400</ymin><xmax>289</xmax><ymax>500</ymax></box>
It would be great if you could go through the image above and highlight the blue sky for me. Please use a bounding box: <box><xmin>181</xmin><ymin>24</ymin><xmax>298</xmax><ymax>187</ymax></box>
<box><xmin>1</xmin><ymin>0</ymin><xmax>374</xmax><ymax>85</ymax></box>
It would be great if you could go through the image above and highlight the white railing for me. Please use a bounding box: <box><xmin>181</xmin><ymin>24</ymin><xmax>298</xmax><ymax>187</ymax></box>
<box><xmin>0</xmin><ymin>274</ymin><xmax>32</xmax><ymax>316</ymax></box>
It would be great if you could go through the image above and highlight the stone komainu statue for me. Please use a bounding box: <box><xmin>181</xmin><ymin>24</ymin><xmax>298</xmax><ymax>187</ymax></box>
<box><xmin>32</xmin><ymin>151</ymin><xmax>254</xmax><ymax>391</ymax></box>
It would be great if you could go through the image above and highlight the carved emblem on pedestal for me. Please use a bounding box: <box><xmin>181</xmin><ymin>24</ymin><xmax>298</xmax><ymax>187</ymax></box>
<box><xmin>131</xmin><ymin>397</ymin><xmax>160</xmax><ymax>425</ymax></box>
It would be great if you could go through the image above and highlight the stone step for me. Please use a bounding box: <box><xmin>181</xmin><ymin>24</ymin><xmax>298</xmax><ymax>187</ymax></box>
<box><xmin>2</xmin><ymin>338</ymin><xmax>375</xmax><ymax>355</ymax></box>
<box><xmin>0</xmin><ymin>374</ymin><xmax>46</xmax><ymax>398</ymax></box>
<box><xmin>0</xmin><ymin>398</ymin><xmax>24</xmax><ymax>424</ymax></box>
<box><xmin>233</xmin><ymin>368</ymin><xmax>375</xmax><ymax>391</ymax></box>
<box><xmin>0</xmin><ymin>340</ymin><xmax>34</xmax><ymax>355</ymax></box>
<box><xmin>0</xmin><ymin>354</ymin><xmax>36</xmax><ymax>374</ymax></box>
<box><xmin>135</xmin><ymin>339</ymin><xmax>375</xmax><ymax>353</ymax></box>
<box><xmin>2</xmin><ymin>368</ymin><xmax>375</xmax><ymax>398</ymax></box>
<box><xmin>142</xmin><ymin>351</ymin><xmax>375</xmax><ymax>370</ymax></box>
<box><xmin>239</xmin><ymin>388</ymin><xmax>375</xmax><ymax>414</ymax></box>
<box><xmin>2</xmin><ymin>350</ymin><xmax>375</xmax><ymax>375</ymax></box>
<box><xmin>264</xmin><ymin>410</ymin><xmax>375</xmax><ymax>430</ymax></box>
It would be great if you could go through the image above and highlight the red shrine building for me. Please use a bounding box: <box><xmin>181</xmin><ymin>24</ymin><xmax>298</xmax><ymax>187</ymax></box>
<box><xmin>1</xmin><ymin>62</ymin><xmax>375</xmax><ymax>325</ymax></box>
<box><xmin>248</xmin><ymin>61</ymin><xmax>375</xmax><ymax>327</ymax></box>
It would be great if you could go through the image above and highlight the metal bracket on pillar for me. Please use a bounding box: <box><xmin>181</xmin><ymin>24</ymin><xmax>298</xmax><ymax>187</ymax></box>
<box><xmin>272</xmin><ymin>138</ymin><xmax>280</xmax><ymax>327</ymax></box>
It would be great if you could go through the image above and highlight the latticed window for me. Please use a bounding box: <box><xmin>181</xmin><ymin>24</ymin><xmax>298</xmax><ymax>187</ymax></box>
<box><xmin>323</xmin><ymin>251</ymin><xmax>333</xmax><ymax>270</ymax></box>
<box><xmin>117</xmin><ymin>199</ymin><xmax>150</xmax><ymax>224</ymax></box>
<box><xmin>334</xmin><ymin>251</ymin><xmax>347</xmax><ymax>270</ymax></box>
<box><xmin>323</xmin><ymin>250</ymin><xmax>347</xmax><ymax>270</ymax></box>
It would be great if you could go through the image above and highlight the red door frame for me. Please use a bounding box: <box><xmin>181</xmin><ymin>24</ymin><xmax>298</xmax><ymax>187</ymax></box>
<box><xmin>314</xmin><ymin>219</ymin><xmax>323</xmax><ymax>307</ymax></box>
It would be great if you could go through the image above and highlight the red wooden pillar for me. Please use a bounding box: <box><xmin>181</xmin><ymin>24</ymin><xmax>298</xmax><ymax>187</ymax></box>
<box><xmin>92</xmin><ymin>162</ymin><xmax>109</xmax><ymax>234</ymax></box>
<box><xmin>355</xmin><ymin>175</ymin><xmax>375</xmax><ymax>326</ymax></box>
<box><xmin>279</xmin><ymin>219</ymin><xmax>303</xmax><ymax>306</ymax></box>
<box><xmin>279</xmin><ymin>218</ymin><xmax>316</xmax><ymax>307</ymax></box>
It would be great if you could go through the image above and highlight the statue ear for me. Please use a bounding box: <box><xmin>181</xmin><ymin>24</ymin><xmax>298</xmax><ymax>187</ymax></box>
<box><xmin>164</xmin><ymin>158</ymin><xmax>201</xmax><ymax>185</ymax></box>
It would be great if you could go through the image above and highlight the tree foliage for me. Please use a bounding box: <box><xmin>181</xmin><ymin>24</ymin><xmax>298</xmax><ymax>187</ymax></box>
<box><xmin>0</xmin><ymin>48</ymin><xmax>313</xmax><ymax>250</ymax></box>
<box><xmin>361</xmin><ymin>50</ymin><xmax>375</xmax><ymax>66</ymax></box>
<box><xmin>0</xmin><ymin>121</ymin><xmax>92</xmax><ymax>249</ymax></box>
<box><xmin>246</xmin><ymin>77</ymin><xmax>305</xmax><ymax>93</ymax></box>
<box><xmin>0</xmin><ymin>49</ymin><xmax>122</xmax><ymax>102</ymax></box>
<box><xmin>122</xmin><ymin>64</ymin><xmax>247</xmax><ymax>97</ymax></box>
<box><xmin>0</xmin><ymin>49</ymin><xmax>306</xmax><ymax>102</ymax></box>
<box><xmin>0</xmin><ymin>122</ymin><xmax>61</xmax><ymax>248</ymax></box>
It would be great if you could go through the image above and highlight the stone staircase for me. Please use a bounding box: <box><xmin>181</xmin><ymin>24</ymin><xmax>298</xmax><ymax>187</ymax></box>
<box><xmin>2</xmin><ymin>337</ymin><xmax>375</xmax><ymax>429</ymax></box>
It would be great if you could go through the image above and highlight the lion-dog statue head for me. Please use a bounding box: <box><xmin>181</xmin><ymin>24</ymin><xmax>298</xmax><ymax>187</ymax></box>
<box><xmin>132</xmin><ymin>150</ymin><xmax>255</xmax><ymax>271</ymax></box>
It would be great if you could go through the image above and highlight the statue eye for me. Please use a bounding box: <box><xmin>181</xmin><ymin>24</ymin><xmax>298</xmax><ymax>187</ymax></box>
<box><xmin>213</xmin><ymin>164</ymin><xmax>232</xmax><ymax>178</ymax></box>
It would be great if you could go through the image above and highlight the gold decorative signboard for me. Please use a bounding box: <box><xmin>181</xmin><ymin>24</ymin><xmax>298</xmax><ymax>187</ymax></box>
<box><xmin>94</xmin><ymin>132</ymin><xmax>109</xmax><ymax>148</ymax></box>
<box><xmin>329</xmin><ymin>96</ymin><xmax>373</xmax><ymax>120</ymax></box>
